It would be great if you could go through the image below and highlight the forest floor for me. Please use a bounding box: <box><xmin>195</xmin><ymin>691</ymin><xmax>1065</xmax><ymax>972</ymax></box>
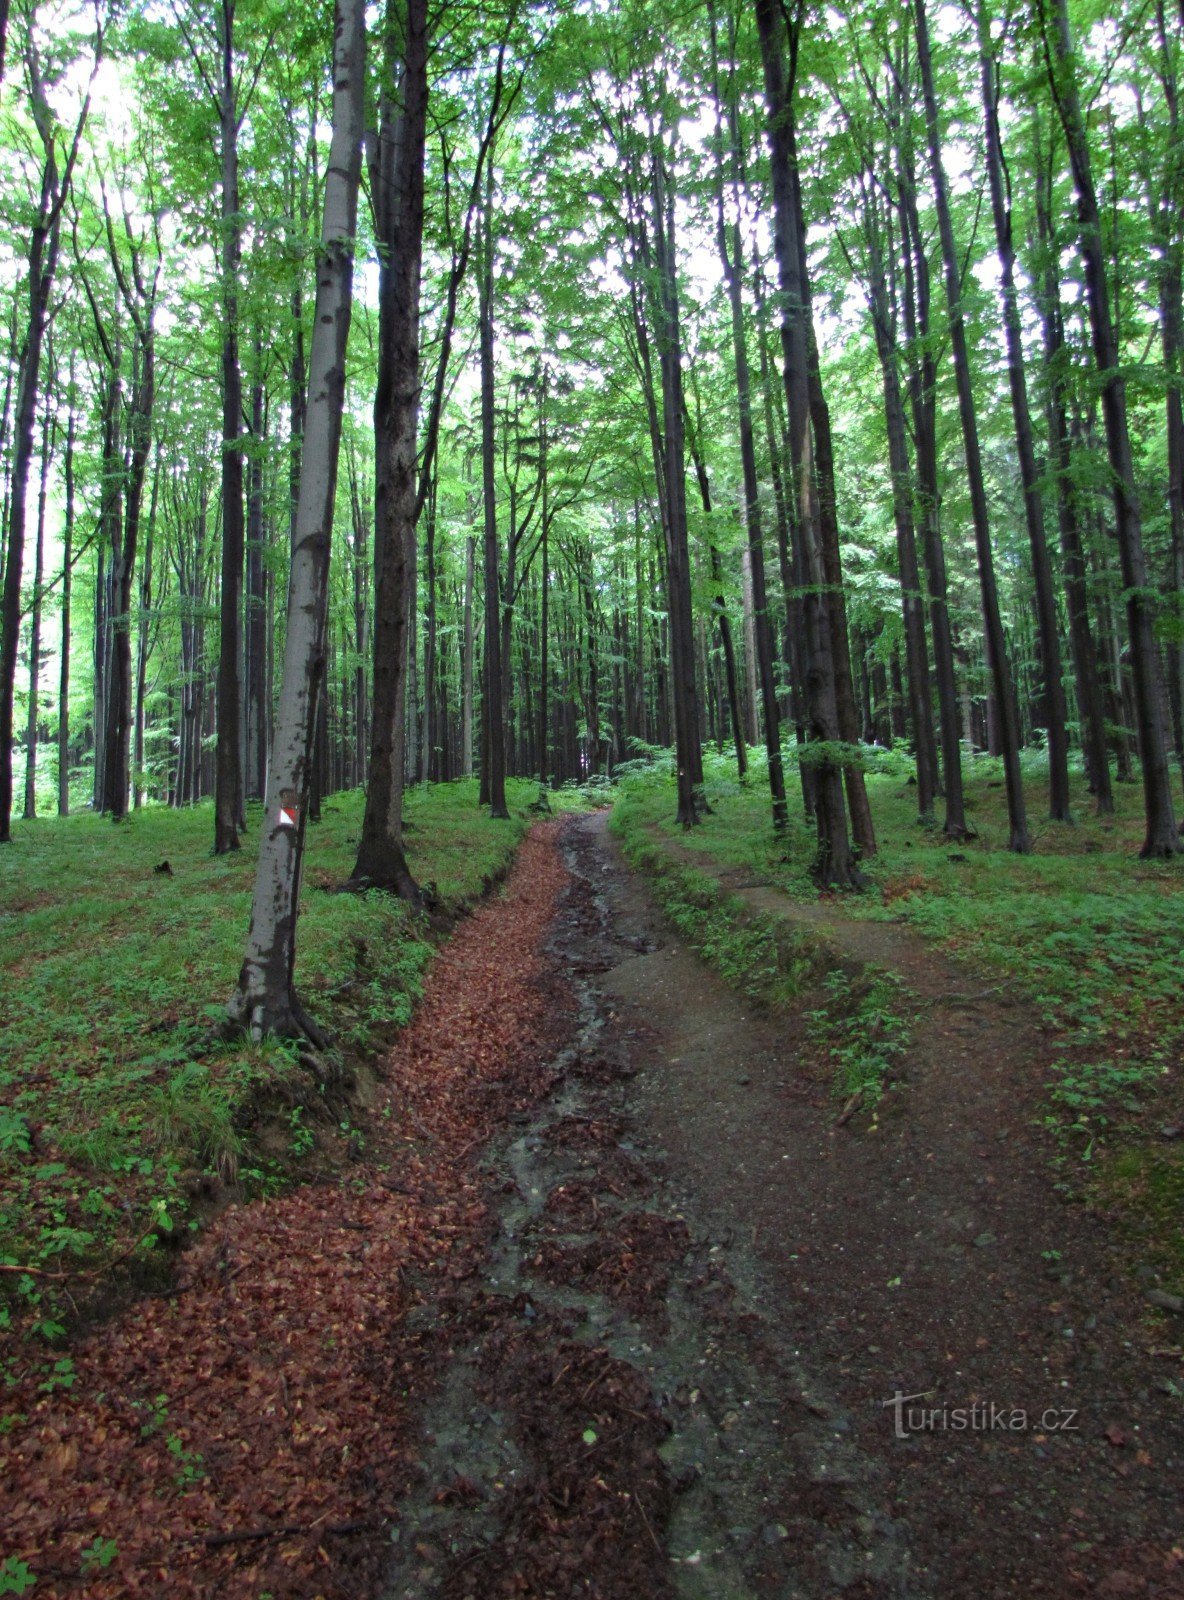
<box><xmin>3</xmin><ymin>790</ymin><xmax>1184</xmax><ymax>1597</ymax></box>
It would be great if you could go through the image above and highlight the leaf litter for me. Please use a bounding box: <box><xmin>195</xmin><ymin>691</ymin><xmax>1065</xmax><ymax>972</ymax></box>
<box><xmin>1</xmin><ymin>820</ymin><xmax>577</xmax><ymax>1599</ymax></box>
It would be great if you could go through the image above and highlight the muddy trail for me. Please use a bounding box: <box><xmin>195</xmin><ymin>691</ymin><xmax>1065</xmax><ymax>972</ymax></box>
<box><xmin>5</xmin><ymin>812</ymin><xmax>1182</xmax><ymax>1600</ymax></box>
<box><xmin>388</xmin><ymin>812</ymin><xmax>1184</xmax><ymax>1600</ymax></box>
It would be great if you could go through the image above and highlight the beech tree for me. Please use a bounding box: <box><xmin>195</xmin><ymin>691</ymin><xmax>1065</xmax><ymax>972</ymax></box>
<box><xmin>227</xmin><ymin>0</ymin><xmax>364</xmax><ymax>1039</ymax></box>
<box><xmin>2</xmin><ymin>0</ymin><xmax>1181</xmax><ymax>881</ymax></box>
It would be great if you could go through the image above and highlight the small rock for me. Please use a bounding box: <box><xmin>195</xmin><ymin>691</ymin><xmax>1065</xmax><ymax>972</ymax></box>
<box><xmin>973</xmin><ymin>1231</ymin><xmax>997</xmax><ymax>1249</ymax></box>
<box><xmin>1146</xmin><ymin>1288</ymin><xmax>1184</xmax><ymax>1314</ymax></box>
<box><xmin>738</xmin><ymin>1075</ymin><xmax>752</xmax><ymax>1086</ymax></box>
<box><xmin>1159</xmin><ymin>1125</ymin><xmax>1182</xmax><ymax>1140</ymax></box>
<box><xmin>1095</xmin><ymin>1571</ymin><xmax>1146</xmax><ymax>1597</ymax></box>
<box><xmin>760</xmin><ymin>1522</ymin><xmax>790</xmax><ymax>1545</ymax></box>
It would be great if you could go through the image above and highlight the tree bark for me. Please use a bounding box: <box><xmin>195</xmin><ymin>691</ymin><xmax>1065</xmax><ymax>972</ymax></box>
<box><xmin>228</xmin><ymin>0</ymin><xmax>365</xmax><ymax>1039</ymax></box>
<box><xmin>894</xmin><ymin>131</ymin><xmax>968</xmax><ymax>837</ymax></box>
<box><xmin>1032</xmin><ymin>127</ymin><xmax>1112</xmax><ymax>812</ymax></box>
<box><xmin>478</xmin><ymin>154</ymin><xmax>510</xmax><ymax>819</ymax></box>
<box><xmin>23</xmin><ymin>403</ymin><xmax>52</xmax><ymax>819</ymax></box>
<box><xmin>650</xmin><ymin>146</ymin><xmax>703</xmax><ymax>825</ymax></box>
<box><xmin>915</xmin><ymin>0</ymin><xmax>1030</xmax><ymax>852</ymax></box>
<box><xmin>214</xmin><ymin>0</ymin><xmax>244</xmax><ymax>852</ymax></box>
<box><xmin>976</xmin><ymin>5</ymin><xmax>1071</xmax><ymax>822</ymax></box>
<box><xmin>351</xmin><ymin>0</ymin><xmax>430</xmax><ymax>887</ymax></box>
<box><xmin>0</xmin><ymin>33</ymin><xmax>87</xmax><ymax>842</ymax></box>
<box><xmin>859</xmin><ymin>195</ymin><xmax>939</xmax><ymax>822</ymax></box>
<box><xmin>1041</xmin><ymin>0</ymin><xmax>1180</xmax><ymax>854</ymax></box>
<box><xmin>58</xmin><ymin>379</ymin><xmax>75</xmax><ymax>816</ymax></box>
<box><xmin>755</xmin><ymin>0</ymin><xmax>859</xmax><ymax>884</ymax></box>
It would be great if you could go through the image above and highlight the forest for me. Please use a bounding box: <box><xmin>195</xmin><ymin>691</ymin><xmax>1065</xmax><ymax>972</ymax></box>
<box><xmin>2</xmin><ymin>0</ymin><xmax>1184</xmax><ymax>1592</ymax></box>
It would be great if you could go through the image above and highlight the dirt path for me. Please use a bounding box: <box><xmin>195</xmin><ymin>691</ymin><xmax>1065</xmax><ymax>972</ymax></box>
<box><xmin>6</xmin><ymin>813</ymin><xmax>1182</xmax><ymax>1599</ymax></box>
<box><xmin>399</xmin><ymin>812</ymin><xmax>1184</xmax><ymax>1599</ymax></box>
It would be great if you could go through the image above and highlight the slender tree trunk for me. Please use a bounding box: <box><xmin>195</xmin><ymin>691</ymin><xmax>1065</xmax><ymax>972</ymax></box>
<box><xmin>789</xmin><ymin>149</ymin><xmax>876</xmax><ymax>858</ymax></box>
<box><xmin>687</xmin><ymin>425</ymin><xmax>747</xmax><ymax>779</ymax></box>
<box><xmin>104</xmin><ymin>310</ymin><xmax>154</xmax><ymax>820</ymax></box>
<box><xmin>58</xmin><ymin>382</ymin><xmax>75</xmax><ymax>816</ymax></box>
<box><xmin>651</xmin><ymin>150</ymin><xmax>703</xmax><ymax>824</ymax></box>
<box><xmin>134</xmin><ymin>455</ymin><xmax>159</xmax><ymax>807</ymax></box>
<box><xmin>1041</xmin><ymin>0</ymin><xmax>1179</xmax><ymax>853</ymax></box>
<box><xmin>860</xmin><ymin>197</ymin><xmax>938</xmax><ymax>820</ymax></box>
<box><xmin>1147</xmin><ymin>1</ymin><xmax>1184</xmax><ymax>810</ymax></box>
<box><xmin>755</xmin><ymin>0</ymin><xmax>858</xmax><ymax>884</ymax></box>
<box><xmin>228</xmin><ymin>0</ymin><xmax>364</xmax><ymax>1039</ymax></box>
<box><xmin>245</xmin><ymin>363</ymin><xmax>267</xmax><ymax>799</ymax></box>
<box><xmin>977</xmin><ymin>6</ymin><xmax>1071</xmax><ymax>821</ymax></box>
<box><xmin>422</xmin><ymin>478</ymin><xmax>436</xmax><ymax>781</ymax></box>
<box><xmin>1033</xmin><ymin>134</ymin><xmax>1112</xmax><ymax>811</ymax></box>
<box><xmin>0</xmin><ymin>42</ymin><xmax>79</xmax><ymax>842</ymax></box>
<box><xmin>895</xmin><ymin>144</ymin><xmax>968</xmax><ymax>837</ymax></box>
<box><xmin>23</xmin><ymin>404</ymin><xmax>52</xmax><ymax>819</ymax></box>
<box><xmin>915</xmin><ymin>0</ymin><xmax>1030</xmax><ymax>852</ymax></box>
<box><xmin>214</xmin><ymin>0</ymin><xmax>244</xmax><ymax>852</ymax></box>
<box><xmin>351</xmin><ymin>0</ymin><xmax>430</xmax><ymax>888</ymax></box>
<box><xmin>479</xmin><ymin>159</ymin><xmax>509</xmax><ymax>819</ymax></box>
<box><xmin>462</xmin><ymin>525</ymin><xmax>475</xmax><ymax>780</ymax></box>
<box><xmin>539</xmin><ymin>499</ymin><xmax>550</xmax><ymax>790</ymax></box>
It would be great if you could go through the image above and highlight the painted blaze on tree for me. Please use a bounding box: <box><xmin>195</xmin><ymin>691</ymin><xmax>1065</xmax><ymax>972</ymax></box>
<box><xmin>226</xmin><ymin>0</ymin><xmax>365</xmax><ymax>1041</ymax></box>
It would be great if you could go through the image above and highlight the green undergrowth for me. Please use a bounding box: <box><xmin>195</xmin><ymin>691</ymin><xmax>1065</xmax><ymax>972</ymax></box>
<box><xmin>614</xmin><ymin>744</ymin><xmax>1184</xmax><ymax>1289</ymax></box>
<box><xmin>611</xmin><ymin>808</ymin><xmax>911</xmax><ymax>1111</ymax></box>
<box><xmin>0</xmin><ymin>779</ymin><xmax>535</xmax><ymax>1339</ymax></box>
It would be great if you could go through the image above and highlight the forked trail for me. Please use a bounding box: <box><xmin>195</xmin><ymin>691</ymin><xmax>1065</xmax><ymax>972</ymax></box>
<box><xmin>3</xmin><ymin>814</ymin><xmax>1182</xmax><ymax>1598</ymax></box>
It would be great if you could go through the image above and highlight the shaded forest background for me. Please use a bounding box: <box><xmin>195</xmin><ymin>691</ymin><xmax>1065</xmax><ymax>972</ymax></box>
<box><xmin>1</xmin><ymin>0</ymin><xmax>1183</xmax><ymax>880</ymax></box>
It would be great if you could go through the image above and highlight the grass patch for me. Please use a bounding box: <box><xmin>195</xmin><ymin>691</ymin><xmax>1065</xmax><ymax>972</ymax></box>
<box><xmin>610</xmin><ymin>796</ymin><xmax>911</xmax><ymax>1109</ymax></box>
<box><xmin>807</xmin><ymin>967</ymin><xmax>910</xmax><ymax>1113</ymax></box>
<box><xmin>614</xmin><ymin>743</ymin><xmax>1184</xmax><ymax>1282</ymax></box>
<box><xmin>0</xmin><ymin>779</ymin><xmax>535</xmax><ymax>1337</ymax></box>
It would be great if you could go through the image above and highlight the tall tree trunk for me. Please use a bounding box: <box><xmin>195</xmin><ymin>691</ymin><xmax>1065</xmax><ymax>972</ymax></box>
<box><xmin>462</xmin><ymin>525</ymin><xmax>475</xmax><ymax>780</ymax></box>
<box><xmin>858</xmin><ymin>191</ymin><xmax>939</xmax><ymax>821</ymax></box>
<box><xmin>134</xmin><ymin>455</ymin><xmax>159</xmax><ymax>807</ymax></box>
<box><xmin>1041</xmin><ymin>0</ymin><xmax>1180</xmax><ymax>854</ymax></box>
<box><xmin>0</xmin><ymin>35</ymin><xmax>84</xmax><ymax>842</ymax></box>
<box><xmin>687</xmin><ymin>423</ymin><xmax>747</xmax><ymax>779</ymax></box>
<box><xmin>214</xmin><ymin>0</ymin><xmax>244</xmax><ymax>852</ymax></box>
<box><xmin>23</xmin><ymin>403</ymin><xmax>52</xmax><ymax>819</ymax></box>
<box><xmin>755</xmin><ymin>266</ymin><xmax>814</xmax><ymax>817</ymax></box>
<box><xmin>1147</xmin><ymin>0</ymin><xmax>1184</xmax><ymax>809</ymax></box>
<box><xmin>244</xmin><ymin>361</ymin><xmax>267</xmax><ymax>800</ymax></box>
<box><xmin>478</xmin><ymin>157</ymin><xmax>509</xmax><ymax>819</ymax></box>
<box><xmin>977</xmin><ymin>4</ymin><xmax>1071</xmax><ymax>822</ymax></box>
<box><xmin>1032</xmin><ymin>128</ymin><xmax>1112</xmax><ymax>812</ymax></box>
<box><xmin>422</xmin><ymin>477</ymin><xmax>436</xmax><ymax>781</ymax></box>
<box><xmin>755</xmin><ymin>0</ymin><xmax>858</xmax><ymax>884</ymax></box>
<box><xmin>539</xmin><ymin>485</ymin><xmax>550</xmax><ymax>790</ymax></box>
<box><xmin>651</xmin><ymin>148</ymin><xmax>703</xmax><ymax>825</ymax></box>
<box><xmin>915</xmin><ymin>0</ymin><xmax>1030</xmax><ymax>851</ymax></box>
<box><xmin>103</xmin><ymin>303</ymin><xmax>155</xmax><ymax>820</ymax></box>
<box><xmin>227</xmin><ymin>0</ymin><xmax>364</xmax><ymax>1039</ymax></box>
<box><xmin>58</xmin><ymin>379</ymin><xmax>75</xmax><ymax>816</ymax></box>
<box><xmin>789</xmin><ymin>148</ymin><xmax>876</xmax><ymax>858</ymax></box>
<box><xmin>895</xmin><ymin>136</ymin><xmax>968</xmax><ymax>837</ymax></box>
<box><xmin>351</xmin><ymin>0</ymin><xmax>430</xmax><ymax>888</ymax></box>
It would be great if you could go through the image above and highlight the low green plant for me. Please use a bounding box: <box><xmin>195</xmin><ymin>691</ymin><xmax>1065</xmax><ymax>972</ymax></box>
<box><xmin>0</xmin><ymin>1557</ymin><xmax>36</xmax><ymax>1595</ymax></box>
<box><xmin>0</xmin><ymin>781</ymin><xmax>535</xmax><ymax>1335</ymax></box>
<box><xmin>807</xmin><ymin>969</ymin><xmax>910</xmax><ymax>1108</ymax></box>
<box><xmin>167</xmin><ymin>1433</ymin><xmax>206</xmax><ymax>1487</ymax></box>
<box><xmin>80</xmin><ymin>1537</ymin><xmax>118</xmax><ymax>1574</ymax></box>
